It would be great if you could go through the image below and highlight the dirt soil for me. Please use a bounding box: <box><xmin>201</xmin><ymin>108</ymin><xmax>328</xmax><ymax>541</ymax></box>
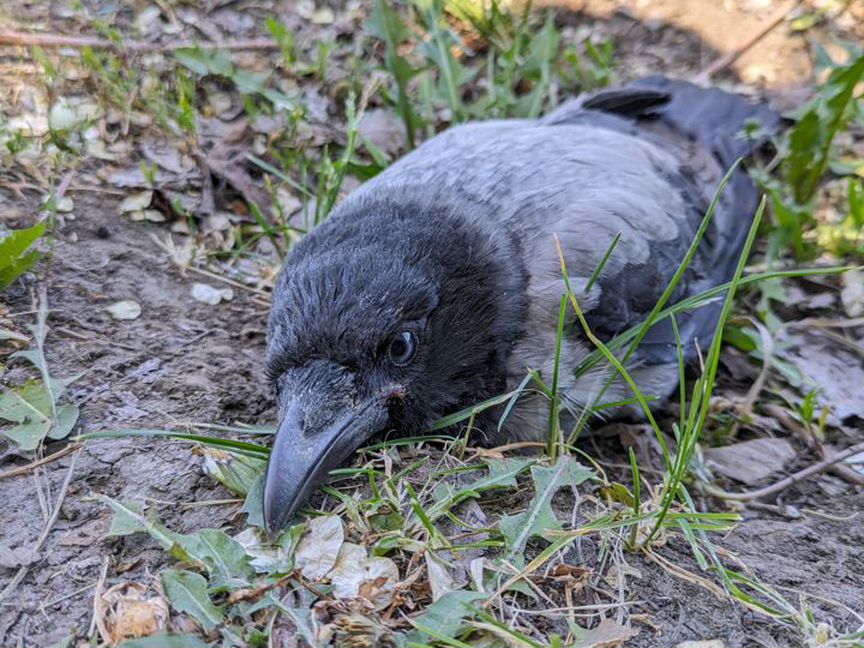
<box><xmin>1</xmin><ymin>1</ymin><xmax>863</xmax><ymax>647</ymax></box>
<box><xmin>0</xmin><ymin>196</ymin><xmax>273</xmax><ymax>645</ymax></box>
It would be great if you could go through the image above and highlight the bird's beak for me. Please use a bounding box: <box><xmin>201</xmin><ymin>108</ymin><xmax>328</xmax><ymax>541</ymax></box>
<box><xmin>263</xmin><ymin>392</ymin><xmax>389</xmax><ymax>533</ymax></box>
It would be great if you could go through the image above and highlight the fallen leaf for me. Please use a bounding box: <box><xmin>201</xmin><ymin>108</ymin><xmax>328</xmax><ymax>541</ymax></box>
<box><xmin>845</xmin><ymin>450</ymin><xmax>864</xmax><ymax>477</ymax></box>
<box><xmin>119</xmin><ymin>191</ymin><xmax>154</xmax><ymax>213</ymax></box>
<box><xmin>332</xmin><ymin>613</ymin><xmax>395</xmax><ymax>648</ymax></box>
<box><xmin>425</xmin><ymin>551</ymin><xmax>454</xmax><ymax>602</ymax></box>
<box><xmin>49</xmin><ymin>98</ymin><xmax>102</xmax><ymax>131</ymax></box>
<box><xmin>161</xmin><ymin>569</ymin><xmax>224</xmax><ymax>632</ymax></box>
<box><xmin>704</xmin><ymin>438</ymin><xmax>796</xmax><ymax>485</ymax></box>
<box><xmin>785</xmin><ymin>332</ymin><xmax>864</xmax><ymax>423</ymax></box>
<box><xmin>358</xmin><ymin>109</ymin><xmax>406</xmax><ymax>156</ymax></box>
<box><xmin>129</xmin><ymin>209</ymin><xmax>166</xmax><ymax>223</ymax></box>
<box><xmin>311</xmin><ymin>6</ymin><xmax>335</xmax><ymax>23</ymax></box>
<box><xmin>330</xmin><ymin>553</ymin><xmax>400</xmax><ymax>610</ymax></box>
<box><xmin>676</xmin><ymin>642</ymin><xmax>726</xmax><ymax>648</ymax></box>
<box><xmin>294</xmin><ymin>515</ymin><xmax>343</xmax><ymax>580</ymax></box>
<box><xmin>841</xmin><ymin>269</ymin><xmax>864</xmax><ymax>317</ymax></box>
<box><xmin>55</xmin><ymin>197</ymin><xmax>74</xmax><ymax>213</ymax></box>
<box><xmin>329</xmin><ymin>542</ymin><xmax>367</xmax><ymax>594</ymax></box>
<box><xmin>0</xmin><ymin>544</ymin><xmax>38</xmax><ymax>569</ymax></box>
<box><xmin>106</xmin><ymin>300</ymin><xmax>142</xmax><ymax>321</ymax></box>
<box><xmin>190</xmin><ymin>283</ymin><xmax>234</xmax><ymax>305</ymax></box>
<box><xmin>95</xmin><ymin>582</ymin><xmax>168</xmax><ymax>647</ymax></box>
<box><xmin>571</xmin><ymin>618</ymin><xmax>639</xmax><ymax>648</ymax></box>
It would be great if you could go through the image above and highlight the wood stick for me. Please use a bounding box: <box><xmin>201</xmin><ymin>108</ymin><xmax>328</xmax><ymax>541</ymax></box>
<box><xmin>706</xmin><ymin>441</ymin><xmax>864</xmax><ymax>502</ymax></box>
<box><xmin>0</xmin><ymin>442</ymin><xmax>82</xmax><ymax>481</ymax></box>
<box><xmin>0</xmin><ymin>449</ymin><xmax>81</xmax><ymax>602</ymax></box>
<box><xmin>0</xmin><ymin>30</ymin><xmax>279</xmax><ymax>53</ymax></box>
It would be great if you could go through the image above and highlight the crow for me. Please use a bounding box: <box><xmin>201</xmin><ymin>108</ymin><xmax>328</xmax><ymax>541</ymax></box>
<box><xmin>262</xmin><ymin>76</ymin><xmax>778</xmax><ymax>531</ymax></box>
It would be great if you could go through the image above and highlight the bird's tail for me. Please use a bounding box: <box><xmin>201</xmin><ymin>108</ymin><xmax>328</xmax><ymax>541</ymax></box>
<box><xmin>612</xmin><ymin>75</ymin><xmax>781</xmax><ymax>169</ymax></box>
<box><xmin>577</xmin><ymin>76</ymin><xmax>780</xmax><ymax>280</ymax></box>
<box><xmin>562</xmin><ymin>77</ymin><xmax>781</xmax><ymax>367</ymax></box>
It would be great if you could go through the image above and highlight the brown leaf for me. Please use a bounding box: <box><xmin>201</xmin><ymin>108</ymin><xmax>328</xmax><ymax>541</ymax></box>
<box><xmin>95</xmin><ymin>582</ymin><xmax>168</xmax><ymax>647</ymax></box>
<box><xmin>573</xmin><ymin>618</ymin><xmax>639</xmax><ymax>648</ymax></box>
<box><xmin>704</xmin><ymin>438</ymin><xmax>796</xmax><ymax>485</ymax></box>
<box><xmin>358</xmin><ymin>109</ymin><xmax>406</xmax><ymax>156</ymax></box>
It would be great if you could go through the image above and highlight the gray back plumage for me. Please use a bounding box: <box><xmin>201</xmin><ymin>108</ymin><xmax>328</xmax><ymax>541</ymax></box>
<box><xmin>305</xmin><ymin>77</ymin><xmax>778</xmax><ymax>437</ymax></box>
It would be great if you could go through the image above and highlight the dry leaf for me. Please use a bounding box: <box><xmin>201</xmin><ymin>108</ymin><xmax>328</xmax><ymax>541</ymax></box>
<box><xmin>704</xmin><ymin>438</ymin><xmax>796</xmax><ymax>485</ymax></box>
<box><xmin>330</xmin><ymin>543</ymin><xmax>400</xmax><ymax>610</ymax></box>
<box><xmin>676</xmin><ymin>641</ymin><xmax>726</xmax><ymax>648</ymax></box>
<box><xmin>129</xmin><ymin>209</ymin><xmax>166</xmax><ymax>223</ymax></box>
<box><xmin>95</xmin><ymin>582</ymin><xmax>168</xmax><ymax>647</ymax></box>
<box><xmin>191</xmin><ymin>283</ymin><xmax>234</xmax><ymax>305</ymax></box>
<box><xmin>55</xmin><ymin>197</ymin><xmax>75</xmax><ymax>213</ymax></box>
<box><xmin>0</xmin><ymin>544</ymin><xmax>38</xmax><ymax>569</ymax></box>
<box><xmin>358</xmin><ymin>109</ymin><xmax>406</xmax><ymax>156</ymax></box>
<box><xmin>786</xmin><ymin>334</ymin><xmax>864</xmax><ymax>423</ymax></box>
<box><xmin>841</xmin><ymin>270</ymin><xmax>864</xmax><ymax>317</ymax></box>
<box><xmin>119</xmin><ymin>191</ymin><xmax>154</xmax><ymax>213</ymax></box>
<box><xmin>574</xmin><ymin>618</ymin><xmax>639</xmax><ymax>648</ymax></box>
<box><xmin>295</xmin><ymin>515</ymin><xmax>344</xmax><ymax>581</ymax></box>
<box><xmin>106</xmin><ymin>300</ymin><xmax>142</xmax><ymax>321</ymax></box>
<box><xmin>424</xmin><ymin>552</ymin><xmax>454</xmax><ymax>602</ymax></box>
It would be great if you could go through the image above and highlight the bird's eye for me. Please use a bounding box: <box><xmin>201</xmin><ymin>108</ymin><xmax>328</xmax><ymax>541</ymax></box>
<box><xmin>388</xmin><ymin>331</ymin><xmax>417</xmax><ymax>366</ymax></box>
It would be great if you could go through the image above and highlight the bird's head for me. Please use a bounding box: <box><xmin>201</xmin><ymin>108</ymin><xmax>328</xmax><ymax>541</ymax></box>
<box><xmin>262</xmin><ymin>198</ymin><xmax>526</xmax><ymax>531</ymax></box>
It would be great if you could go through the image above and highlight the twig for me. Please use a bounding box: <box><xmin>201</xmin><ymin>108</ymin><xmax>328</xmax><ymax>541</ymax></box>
<box><xmin>764</xmin><ymin>403</ymin><xmax>864</xmax><ymax>486</ymax></box>
<box><xmin>0</xmin><ymin>442</ymin><xmax>82</xmax><ymax>481</ymax></box>
<box><xmin>706</xmin><ymin>441</ymin><xmax>864</xmax><ymax>501</ymax></box>
<box><xmin>90</xmin><ymin>556</ymin><xmax>110</xmax><ymax>643</ymax></box>
<box><xmin>187</xmin><ymin>266</ymin><xmax>272</xmax><ymax>298</ymax></box>
<box><xmin>0</xmin><ymin>449</ymin><xmax>81</xmax><ymax>602</ymax></box>
<box><xmin>693</xmin><ymin>0</ymin><xmax>801</xmax><ymax>83</ymax></box>
<box><xmin>0</xmin><ymin>30</ymin><xmax>279</xmax><ymax>53</ymax></box>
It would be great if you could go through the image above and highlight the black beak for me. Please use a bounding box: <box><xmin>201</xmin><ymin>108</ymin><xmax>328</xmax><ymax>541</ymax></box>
<box><xmin>263</xmin><ymin>390</ymin><xmax>389</xmax><ymax>533</ymax></box>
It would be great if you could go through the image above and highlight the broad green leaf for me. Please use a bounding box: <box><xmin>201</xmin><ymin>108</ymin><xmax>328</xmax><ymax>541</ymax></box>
<box><xmin>99</xmin><ymin>495</ymin><xmax>252</xmax><ymax>582</ymax></box>
<box><xmin>201</xmin><ymin>448</ymin><xmax>266</xmax><ymax>496</ymax></box>
<box><xmin>428</xmin><ymin>457</ymin><xmax>534</xmax><ymax>520</ymax></box>
<box><xmin>175</xmin><ymin>49</ymin><xmax>233</xmax><ymax>76</ymax></box>
<box><xmin>48</xmin><ymin>403</ymin><xmax>79</xmax><ymax>440</ymax></box>
<box><xmin>231</xmin><ymin>69</ymin><xmax>271</xmax><ymax>95</ymax></box>
<box><xmin>0</xmin><ymin>418</ymin><xmax>49</xmax><ymax>451</ymax></box>
<box><xmin>241</xmin><ymin>471</ymin><xmax>265</xmax><ymax>528</ymax></box>
<box><xmin>0</xmin><ymin>222</ymin><xmax>45</xmax><ymax>289</ymax></box>
<box><xmin>96</xmin><ymin>496</ymin><xmax>205</xmax><ymax>567</ymax></box>
<box><xmin>161</xmin><ymin>569</ymin><xmax>224</xmax><ymax>632</ymax></box>
<box><xmin>0</xmin><ymin>380</ymin><xmax>78</xmax><ymax>451</ymax></box>
<box><xmin>0</xmin><ymin>379</ymin><xmax>52</xmax><ymax>422</ymax></box>
<box><xmin>2</xmin><ymin>299</ymin><xmax>81</xmax><ymax>449</ymax></box>
<box><xmin>501</xmin><ymin>457</ymin><xmax>592</xmax><ymax>558</ymax></box>
<box><xmin>402</xmin><ymin>590</ymin><xmax>486</xmax><ymax>645</ymax></box>
<box><xmin>185</xmin><ymin>528</ymin><xmax>254</xmax><ymax>583</ymax></box>
<box><xmin>784</xmin><ymin>55</ymin><xmax>864</xmax><ymax>204</ymax></box>
<box><xmin>500</xmin><ymin>502</ymin><xmax>560</xmax><ymax>559</ymax></box>
<box><xmin>0</xmin><ymin>380</ymin><xmax>55</xmax><ymax>450</ymax></box>
<box><xmin>106</xmin><ymin>500</ymin><xmax>145</xmax><ymax>537</ymax></box>
<box><xmin>0</xmin><ymin>249</ymin><xmax>41</xmax><ymax>290</ymax></box>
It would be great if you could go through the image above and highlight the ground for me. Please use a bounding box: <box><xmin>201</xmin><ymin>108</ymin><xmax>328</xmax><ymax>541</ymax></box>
<box><xmin>0</xmin><ymin>1</ymin><xmax>863</xmax><ymax>647</ymax></box>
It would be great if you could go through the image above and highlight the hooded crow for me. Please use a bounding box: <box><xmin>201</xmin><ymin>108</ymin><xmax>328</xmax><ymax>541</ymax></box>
<box><xmin>262</xmin><ymin>76</ymin><xmax>778</xmax><ymax>531</ymax></box>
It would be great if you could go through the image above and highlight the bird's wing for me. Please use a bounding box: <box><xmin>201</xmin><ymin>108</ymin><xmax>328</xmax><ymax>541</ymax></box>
<box><xmin>353</xmin><ymin>80</ymin><xmax>774</xmax><ymax>357</ymax></box>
